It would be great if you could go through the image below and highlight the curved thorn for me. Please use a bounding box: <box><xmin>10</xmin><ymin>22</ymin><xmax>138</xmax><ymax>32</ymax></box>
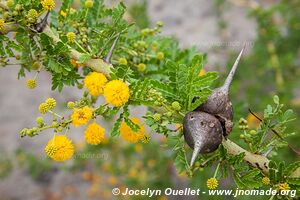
<box><xmin>222</xmin><ymin>43</ymin><xmax>246</xmax><ymax>92</ymax></box>
<box><xmin>104</xmin><ymin>34</ymin><xmax>120</xmax><ymax>63</ymax></box>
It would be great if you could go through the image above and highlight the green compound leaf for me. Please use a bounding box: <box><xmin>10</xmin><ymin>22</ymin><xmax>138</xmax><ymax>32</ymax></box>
<box><xmin>284</xmin><ymin>161</ymin><xmax>300</xmax><ymax>177</ymax></box>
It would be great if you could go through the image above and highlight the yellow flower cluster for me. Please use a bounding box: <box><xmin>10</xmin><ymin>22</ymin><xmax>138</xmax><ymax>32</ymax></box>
<box><xmin>141</xmin><ymin>134</ymin><xmax>151</xmax><ymax>143</ymax></box>
<box><xmin>84</xmin><ymin>72</ymin><xmax>108</xmax><ymax>96</ymax></box>
<box><xmin>103</xmin><ymin>80</ymin><xmax>130</xmax><ymax>107</ymax></box>
<box><xmin>45</xmin><ymin>135</ymin><xmax>75</xmax><ymax>161</ymax></box>
<box><xmin>262</xmin><ymin>177</ymin><xmax>270</xmax><ymax>185</ymax></box>
<box><xmin>85</xmin><ymin>0</ymin><xmax>94</xmax><ymax>9</ymax></box>
<box><xmin>39</xmin><ymin>98</ymin><xmax>56</xmax><ymax>114</ymax></box>
<box><xmin>120</xmin><ymin>117</ymin><xmax>145</xmax><ymax>143</ymax></box>
<box><xmin>67</xmin><ymin>32</ymin><xmax>76</xmax><ymax>43</ymax></box>
<box><xmin>26</xmin><ymin>79</ymin><xmax>36</xmax><ymax>89</ymax></box>
<box><xmin>84</xmin><ymin>122</ymin><xmax>105</xmax><ymax>145</ymax></box>
<box><xmin>278</xmin><ymin>182</ymin><xmax>290</xmax><ymax>191</ymax></box>
<box><xmin>207</xmin><ymin>178</ymin><xmax>218</xmax><ymax>189</ymax></box>
<box><xmin>67</xmin><ymin>101</ymin><xmax>75</xmax><ymax>109</ymax></box>
<box><xmin>71</xmin><ymin>106</ymin><xmax>93</xmax><ymax>127</ymax></box>
<box><xmin>6</xmin><ymin>0</ymin><xmax>14</xmax><ymax>8</ymax></box>
<box><xmin>45</xmin><ymin>98</ymin><xmax>56</xmax><ymax>110</ymax></box>
<box><xmin>0</xmin><ymin>19</ymin><xmax>5</xmax><ymax>31</ymax></box>
<box><xmin>82</xmin><ymin>72</ymin><xmax>129</xmax><ymax>107</ymax></box>
<box><xmin>41</xmin><ymin>0</ymin><xmax>55</xmax><ymax>11</ymax></box>
<box><xmin>27</xmin><ymin>9</ymin><xmax>38</xmax><ymax>23</ymax></box>
<box><xmin>119</xmin><ymin>57</ymin><xmax>127</xmax><ymax>65</ymax></box>
<box><xmin>39</xmin><ymin>103</ymin><xmax>49</xmax><ymax>114</ymax></box>
<box><xmin>60</xmin><ymin>10</ymin><xmax>67</xmax><ymax>17</ymax></box>
<box><xmin>137</xmin><ymin>63</ymin><xmax>146</xmax><ymax>72</ymax></box>
<box><xmin>156</xmin><ymin>52</ymin><xmax>164</xmax><ymax>60</ymax></box>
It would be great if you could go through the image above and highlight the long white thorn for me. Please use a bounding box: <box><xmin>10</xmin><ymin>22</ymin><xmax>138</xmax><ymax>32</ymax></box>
<box><xmin>222</xmin><ymin>44</ymin><xmax>246</xmax><ymax>92</ymax></box>
<box><xmin>104</xmin><ymin>34</ymin><xmax>120</xmax><ymax>63</ymax></box>
<box><xmin>190</xmin><ymin>140</ymin><xmax>203</xmax><ymax>167</ymax></box>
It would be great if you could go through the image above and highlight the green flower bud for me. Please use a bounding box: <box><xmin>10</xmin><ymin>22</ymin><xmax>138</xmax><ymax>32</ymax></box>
<box><xmin>67</xmin><ymin>101</ymin><xmax>75</xmax><ymax>109</ymax></box>
<box><xmin>15</xmin><ymin>4</ymin><xmax>22</xmax><ymax>11</ymax></box>
<box><xmin>77</xmin><ymin>83</ymin><xmax>83</xmax><ymax>89</ymax></box>
<box><xmin>156</xmin><ymin>52</ymin><xmax>164</xmax><ymax>60</ymax></box>
<box><xmin>6</xmin><ymin>0</ymin><xmax>14</xmax><ymax>8</ymax></box>
<box><xmin>36</xmin><ymin>117</ymin><xmax>44</xmax><ymax>125</ymax></box>
<box><xmin>153</xmin><ymin>113</ymin><xmax>161</xmax><ymax>122</ymax></box>
<box><xmin>165</xmin><ymin>112</ymin><xmax>172</xmax><ymax>117</ymax></box>
<box><xmin>141</xmin><ymin>28</ymin><xmax>150</xmax><ymax>36</ymax></box>
<box><xmin>250</xmin><ymin>130</ymin><xmax>257</xmax><ymax>135</ymax></box>
<box><xmin>85</xmin><ymin>0</ymin><xmax>94</xmax><ymax>9</ymax></box>
<box><xmin>156</xmin><ymin>21</ymin><xmax>164</xmax><ymax>27</ymax></box>
<box><xmin>118</xmin><ymin>57</ymin><xmax>127</xmax><ymax>65</ymax></box>
<box><xmin>171</xmin><ymin>101</ymin><xmax>181</xmax><ymax>111</ymax></box>
<box><xmin>137</xmin><ymin>63</ymin><xmax>146</xmax><ymax>72</ymax></box>
<box><xmin>151</xmin><ymin>41</ymin><xmax>158</xmax><ymax>48</ymax></box>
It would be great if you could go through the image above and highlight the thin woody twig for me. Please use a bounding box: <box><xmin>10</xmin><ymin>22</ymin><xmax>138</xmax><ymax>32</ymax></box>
<box><xmin>248</xmin><ymin>108</ymin><xmax>300</xmax><ymax>156</ymax></box>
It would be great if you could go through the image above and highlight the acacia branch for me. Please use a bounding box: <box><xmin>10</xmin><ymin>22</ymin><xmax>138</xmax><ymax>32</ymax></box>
<box><xmin>1</xmin><ymin>24</ymin><xmax>112</xmax><ymax>77</ymax></box>
<box><xmin>0</xmin><ymin>23</ymin><xmax>19</xmax><ymax>34</ymax></box>
<box><xmin>223</xmin><ymin>139</ymin><xmax>269</xmax><ymax>174</ymax></box>
<box><xmin>1</xmin><ymin>9</ymin><xmax>299</xmax><ymax>179</ymax></box>
<box><xmin>223</xmin><ymin>139</ymin><xmax>300</xmax><ymax>177</ymax></box>
<box><xmin>43</xmin><ymin>26</ymin><xmax>112</xmax><ymax>77</ymax></box>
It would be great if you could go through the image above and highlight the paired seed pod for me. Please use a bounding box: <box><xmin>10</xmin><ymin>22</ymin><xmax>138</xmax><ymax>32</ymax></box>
<box><xmin>183</xmin><ymin>46</ymin><xmax>245</xmax><ymax>166</ymax></box>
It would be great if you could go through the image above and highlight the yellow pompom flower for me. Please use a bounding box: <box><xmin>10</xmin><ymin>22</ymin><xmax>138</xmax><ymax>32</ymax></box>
<box><xmin>41</xmin><ymin>0</ymin><xmax>55</xmax><ymax>11</ymax></box>
<box><xmin>84</xmin><ymin>72</ymin><xmax>108</xmax><ymax>96</ymax></box>
<box><xmin>141</xmin><ymin>134</ymin><xmax>151</xmax><ymax>143</ymax></box>
<box><xmin>45</xmin><ymin>135</ymin><xmax>75</xmax><ymax>162</ymax></box>
<box><xmin>85</xmin><ymin>0</ymin><xmax>94</xmax><ymax>9</ymax></box>
<box><xmin>156</xmin><ymin>52</ymin><xmax>165</xmax><ymax>60</ymax></box>
<box><xmin>0</xmin><ymin>19</ymin><xmax>4</xmax><ymax>31</ymax></box>
<box><xmin>45</xmin><ymin>98</ymin><xmax>56</xmax><ymax>110</ymax></box>
<box><xmin>103</xmin><ymin>80</ymin><xmax>130</xmax><ymax>107</ymax></box>
<box><xmin>118</xmin><ymin>57</ymin><xmax>127</xmax><ymax>65</ymax></box>
<box><xmin>262</xmin><ymin>177</ymin><xmax>270</xmax><ymax>185</ymax></box>
<box><xmin>60</xmin><ymin>10</ymin><xmax>67</xmax><ymax>17</ymax></box>
<box><xmin>67</xmin><ymin>32</ymin><xmax>76</xmax><ymax>43</ymax></box>
<box><xmin>137</xmin><ymin>63</ymin><xmax>146</xmax><ymax>72</ymax></box>
<box><xmin>71</xmin><ymin>106</ymin><xmax>93</xmax><ymax>127</ymax></box>
<box><xmin>84</xmin><ymin>122</ymin><xmax>105</xmax><ymax>145</ymax></box>
<box><xmin>278</xmin><ymin>182</ymin><xmax>290</xmax><ymax>191</ymax></box>
<box><xmin>26</xmin><ymin>79</ymin><xmax>36</xmax><ymax>89</ymax></box>
<box><xmin>207</xmin><ymin>178</ymin><xmax>218</xmax><ymax>190</ymax></box>
<box><xmin>6</xmin><ymin>0</ymin><xmax>14</xmax><ymax>8</ymax></box>
<box><xmin>67</xmin><ymin>101</ymin><xmax>75</xmax><ymax>109</ymax></box>
<box><xmin>39</xmin><ymin>103</ymin><xmax>49</xmax><ymax>114</ymax></box>
<box><xmin>27</xmin><ymin>9</ymin><xmax>38</xmax><ymax>23</ymax></box>
<box><xmin>120</xmin><ymin>117</ymin><xmax>145</xmax><ymax>143</ymax></box>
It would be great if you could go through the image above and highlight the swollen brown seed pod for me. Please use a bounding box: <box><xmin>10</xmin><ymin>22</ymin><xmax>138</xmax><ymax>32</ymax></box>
<box><xmin>183</xmin><ymin>111</ymin><xmax>223</xmax><ymax>166</ymax></box>
<box><xmin>183</xmin><ymin>46</ymin><xmax>245</xmax><ymax>167</ymax></box>
<box><xmin>196</xmin><ymin>46</ymin><xmax>245</xmax><ymax>136</ymax></box>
